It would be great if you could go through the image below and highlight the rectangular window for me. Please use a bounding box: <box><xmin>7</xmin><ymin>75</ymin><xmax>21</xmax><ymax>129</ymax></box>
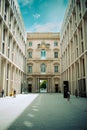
<box><xmin>54</xmin><ymin>41</ymin><xmax>58</xmax><ymax>46</ymax></box>
<box><xmin>29</xmin><ymin>42</ymin><xmax>32</xmax><ymax>46</ymax></box>
<box><xmin>4</xmin><ymin>1</ymin><xmax>7</xmax><ymax>21</ymax></box>
<box><xmin>80</xmin><ymin>27</ymin><xmax>83</xmax><ymax>40</ymax></box>
<box><xmin>28</xmin><ymin>66</ymin><xmax>32</xmax><ymax>73</ymax></box>
<box><xmin>29</xmin><ymin>52</ymin><xmax>32</xmax><ymax>58</ymax></box>
<box><xmin>2</xmin><ymin>43</ymin><xmax>5</xmax><ymax>54</ymax></box>
<box><xmin>54</xmin><ymin>66</ymin><xmax>58</xmax><ymax>73</ymax></box>
<box><xmin>41</xmin><ymin>64</ymin><xmax>46</xmax><ymax>73</ymax></box>
<box><xmin>8</xmin><ymin>49</ymin><xmax>10</xmax><ymax>58</ymax></box>
<box><xmin>85</xmin><ymin>1</ymin><xmax>87</xmax><ymax>8</ymax></box>
<box><xmin>82</xmin><ymin>59</ymin><xmax>85</xmax><ymax>76</ymax></box>
<box><xmin>0</xmin><ymin>0</ymin><xmax>1</xmax><ymax>9</ymax></box>
<box><xmin>41</xmin><ymin>49</ymin><xmax>46</xmax><ymax>59</ymax></box>
<box><xmin>7</xmin><ymin>64</ymin><xmax>9</xmax><ymax>79</ymax></box>
<box><xmin>54</xmin><ymin>52</ymin><xmax>58</xmax><ymax>58</ymax></box>
<box><xmin>81</xmin><ymin>42</ymin><xmax>84</xmax><ymax>53</ymax></box>
<box><xmin>76</xmin><ymin>48</ymin><xmax>78</xmax><ymax>57</ymax></box>
<box><xmin>3</xmin><ymin>28</ymin><xmax>5</xmax><ymax>41</ymax></box>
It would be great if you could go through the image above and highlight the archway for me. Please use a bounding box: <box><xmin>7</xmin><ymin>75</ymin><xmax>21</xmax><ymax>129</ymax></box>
<box><xmin>40</xmin><ymin>79</ymin><xmax>47</xmax><ymax>93</ymax></box>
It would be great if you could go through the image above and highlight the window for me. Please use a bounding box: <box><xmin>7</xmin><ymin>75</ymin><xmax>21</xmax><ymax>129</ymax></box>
<box><xmin>5</xmin><ymin>1</ymin><xmax>8</xmax><ymax>14</ymax></box>
<box><xmin>28</xmin><ymin>52</ymin><xmax>32</xmax><ymax>58</ymax></box>
<box><xmin>0</xmin><ymin>0</ymin><xmax>1</xmax><ymax>9</ymax></box>
<box><xmin>7</xmin><ymin>64</ymin><xmax>9</xmax><ymax>79</ymax></box>
<box><xmin>54</xmin><ymin>41</ymin><xmax>58</xmax><ymax>46</ymax></box>
<box><xmin>2</xmin><ymin>43</ymin><xmax>5</xmax><ymax>54</ymax></box>
<box><xmin>85</xmin><ymin>1</ymin><xmax>87</xmax><ymax>8</ymax></box>
<box><xmin>28</xmin><ymin>65</ymin><xmax>32</xmax><ymax>73</ymax></box>
<box><xmin>3</xmin><ymin>28</ymin><xmax>5</xmax><ymax>41</ymax></box>
<box><xmin>54</xmin><ymin>65</ymin><xmax>58</xmax><ymax>73</ymax></box>
<box><xmin>41</xmin><ymin>63</ymin><xmax>46</xmax><ymax>73</ymax></box>
<box><xmin>78</xmin><ymin>1</ymin><xmax>81</xmax><ymax>11</ymax></box>
<box><xmin>41</xmin><ymin>49</ymin><xmax>46</xmax><ymax>59</ymax></box>
<box><xmin>29</xmin><ymin>42</ymin><xmax>32</xmax><ymax>46</ymax></box>
<box><xmin>54</xmin><ymin>52</ymin><xmax>58</xmax><ymax>58</ymax></box>
<box><xmin>81</xmin><ymin>27</ymin><xmax>83</xmax><ymax>39</ymax></box>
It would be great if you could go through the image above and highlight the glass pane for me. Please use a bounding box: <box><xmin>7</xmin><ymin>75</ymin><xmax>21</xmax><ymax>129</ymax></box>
<box><xmin>41</xmin><ymin>50</ymin><xmax>46</xmax><ymax>59</ymax></box>
<box><xmin>41</xmin><ymin>64</ymin><xmax>46</xmax><ymax>72</ymax></box>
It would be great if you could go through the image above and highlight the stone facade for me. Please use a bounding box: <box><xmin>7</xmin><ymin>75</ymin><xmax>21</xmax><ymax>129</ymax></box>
<box><xmin>0</xmin><ymin>0</ymin><xmax>26</xmax><ymax>96</ymax></box>
<box><xmin>60</xmin><ymin>0</ymin><xmax>87</xmax><ymax>97</ymax></box>
<box><xmin>27</xmin><ymin>33</ymin><xmax>60</xmax><ymax>93</ymax></box>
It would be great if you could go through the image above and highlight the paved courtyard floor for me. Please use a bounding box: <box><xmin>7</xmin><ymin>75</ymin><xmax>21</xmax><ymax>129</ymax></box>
<box><xmin>0</xmin><ymin>93</ymin><xmax>87</xmax><ymax>130</ymax></box>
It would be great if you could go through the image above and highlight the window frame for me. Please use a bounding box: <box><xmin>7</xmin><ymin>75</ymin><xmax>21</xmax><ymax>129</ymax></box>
<box><xmin>28</xmin><ymin>65</ymin><xmax>32</xmax><ymax>73</ymax></box>
<box><xmin>54</xmin><ymin>52</ymin><xmax>58</xmax><ymax>58</ymax></box>
<box><xmin>54</xmin><ymin>65</ymin><xmax>58</xmax><ymax>73</ymax></box>
<box><xmin>29</xmin><ymin>42</ymin><xmax>32</xmax><ymax>46</ymax></box>
<box><xmin>54</xmin><ymin>41</ymin><xmax>58</xmax><ymax>46</ymax></box>
<box><xmin>28</xmin><ymin>51</ymin><xmax>32</xmax><ymax>58</ymax></box>
<box><xmin>41</xmin><ymin>49</ymin><xmax>46</xmax><ymax>59</ymax></box>
<box><xmin>41</xmin><ymin>63</ymin><xmax>46</xmax><ymax>73</ymax></box>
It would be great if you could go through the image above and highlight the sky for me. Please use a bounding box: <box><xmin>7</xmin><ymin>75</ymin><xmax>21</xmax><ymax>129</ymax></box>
<box><xmin>17</xmin><ymin>0</ymin><xmax>68</xmax><ymax>32</ymax></box>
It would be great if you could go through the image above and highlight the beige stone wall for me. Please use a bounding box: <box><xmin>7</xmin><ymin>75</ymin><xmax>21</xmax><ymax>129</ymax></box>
<box><xmin>27</xmin><ymin>33</ymin><xmax>60</xmax><ymax>93</ymax></box>
<box><xmin>0</xmin><ymin>0</ymin><xmax>26</xmax><ymax>96</ymax></box>
<box><xmin>60</xmin><ymin>0</ymin><xmax>87</xmax><ymax>97</ymax></box>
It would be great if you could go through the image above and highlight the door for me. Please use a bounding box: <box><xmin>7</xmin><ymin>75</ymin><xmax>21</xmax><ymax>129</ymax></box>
<box><xmin>55</xmin><ymin>84</ymin><xmax>59</xmax><ymax>93</ymax></box>
<box><xmin>28</xmin><ymin>84</ymin><xmax>32</xmax><ymax>93</ymax></box>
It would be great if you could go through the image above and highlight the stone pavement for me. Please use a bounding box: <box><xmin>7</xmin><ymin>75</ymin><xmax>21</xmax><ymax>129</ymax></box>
<box><xmin>0</xmin><ymin>94</ymin><xmax>38</xmax><ymax>130</ymax></box>
<box><xmin>0</xmin><ymin>93</ymin><xmax>87</xmax><ymax>130</ymax></box>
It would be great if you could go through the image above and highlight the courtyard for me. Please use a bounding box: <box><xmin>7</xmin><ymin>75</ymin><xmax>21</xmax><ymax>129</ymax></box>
<box><xmin>0</xmin><ymin>93</ymin><xmax>87</xmax><ymax>130</ymax></box>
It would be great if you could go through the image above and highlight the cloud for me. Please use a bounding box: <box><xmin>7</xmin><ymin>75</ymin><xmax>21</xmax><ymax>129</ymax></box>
<box><xmin>18</xmin><ymin>0</ymin><xmax>34</xmax><ymax>7</ymax></box>
<box><xmin>27</xmin><ymin>22</ymin><xmax>62</xmax><ymax>32</ymax></box>
<box><xmin>33</xmin><ymin>13</ymin><xmax>40</xmax><ymax>19</ymax></box>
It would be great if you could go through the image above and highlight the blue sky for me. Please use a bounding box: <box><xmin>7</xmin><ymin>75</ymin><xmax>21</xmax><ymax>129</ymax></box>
<box><xmin>18</xmin><ymin>0</ymin><xmax>68</xmax><ymax>32</ymax></box>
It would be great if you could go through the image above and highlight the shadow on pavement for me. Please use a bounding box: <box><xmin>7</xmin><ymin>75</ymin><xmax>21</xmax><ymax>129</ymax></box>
<box><xmin>7</xmin><ymin>94</ymin><xmax>87</xmax><ymax>130</ymax></box>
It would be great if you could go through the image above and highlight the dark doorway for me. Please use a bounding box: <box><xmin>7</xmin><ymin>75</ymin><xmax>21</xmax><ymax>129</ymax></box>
<box><xmin>28</xmin><ymin>84</ymin><xmax>32</xmax><ymax>93</ymax></box>
<box><xmin>63</xmin><ymin>81</ymin><xmax>69</xmax><ymax>98</ymax></box>
<box><xmin>55</xmin><ymin>84</ymin><xmax>59</xmax><ymax>93</ymax></box>
<box><xmin>78</xmin><ymin>79</ymin><xmax>86</xmax><ymax>97</ymax></box>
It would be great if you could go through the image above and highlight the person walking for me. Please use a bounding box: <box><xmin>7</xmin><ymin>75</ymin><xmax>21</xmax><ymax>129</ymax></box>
<box><xmin>13</xmin><ymin>90</ymin><xmax>16</xmax><ymax>97</ymax></box>
<box><xmin>1</xmin><ymin>89</ymin><xmax>4</xmax><ymax>97</ymax></box>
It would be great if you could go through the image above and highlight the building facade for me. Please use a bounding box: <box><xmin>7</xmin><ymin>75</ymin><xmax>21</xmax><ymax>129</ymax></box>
<box><xmin>0</xmin><ymin>0</ymin><xmax>26</xmax><ymax>96</ymax></box>
<box><xmin>60</xmin><ymin>0</ymin><xmax>87</xmax><ymax>97</ymax></box>
<box><xmin>27</xmin><ymin>33</ymin><xmax>60</xmax><ymax>93</ymax></box>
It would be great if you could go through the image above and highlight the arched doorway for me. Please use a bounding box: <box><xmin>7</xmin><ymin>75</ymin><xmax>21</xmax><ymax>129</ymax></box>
<box><xmin>40</xmin><ymin>79</ymin><xmax>47</xmax><ymax>93</ymax></box>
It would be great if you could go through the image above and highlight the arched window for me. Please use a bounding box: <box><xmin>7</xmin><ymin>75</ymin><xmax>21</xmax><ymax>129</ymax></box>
<box><xmin>41</xmin><ymin>63</ymin><xmax>46</xmax><ymax>73</ymax></box>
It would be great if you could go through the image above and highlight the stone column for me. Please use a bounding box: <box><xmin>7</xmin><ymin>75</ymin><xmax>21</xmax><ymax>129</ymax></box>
<box><xmin>8</xmin><ymin>63</ymin><xmax>10</xmax><ymax>96</ymax></box>
<box><xmin>74</xmin><ymin>63</ymin><xmax>76</xmax><ymax>94</ymax></box>
<box><xmin>38</xmin><ymin>77</ymin><xmax>39</xmax><ymax>92</ymax></box>
<box><xmin>71</xmin><ymin>66</ymin><xmax>73</xmax><ymax>94</ymax></box>
<box><xmin>3</xmin><ymin>60</ymin><xmax>6</xmax><ymax>96</ymax></box>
